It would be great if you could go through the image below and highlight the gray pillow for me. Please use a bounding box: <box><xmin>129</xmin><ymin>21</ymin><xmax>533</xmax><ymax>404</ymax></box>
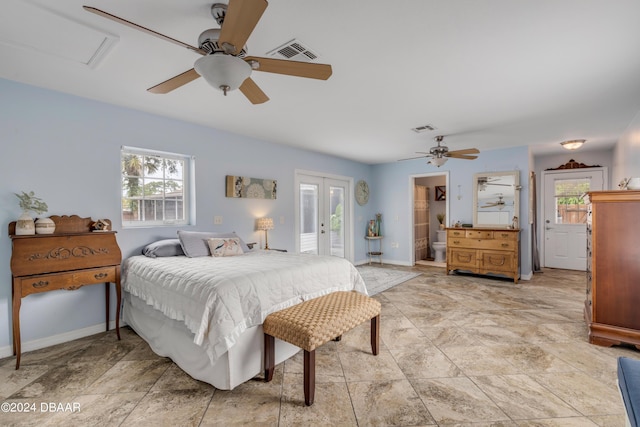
<box><xmin>142</xmin><ymin>239</ymin><xmax>185</xmax><ymax>258</ymax></box>
<box><xmin>177</xmin><ymin>230</ymin><xmax>250</xmax><ymax>257</ymax></box>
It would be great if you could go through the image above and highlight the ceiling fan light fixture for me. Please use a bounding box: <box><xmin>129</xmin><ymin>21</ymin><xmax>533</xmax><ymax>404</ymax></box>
<box><xmin>560</xmin><ymin>139</ymin><xmax>586</xmax><ymax>150</ymax></box>
<box><xmin>430</xmin><ymin>157</ymin><xmax>448</xmax><ymax>167</ymax></box>
<box><xmin>194</xmin><ymin>54</ymin><xmax>251</xmax><ymax>95</ymax></box>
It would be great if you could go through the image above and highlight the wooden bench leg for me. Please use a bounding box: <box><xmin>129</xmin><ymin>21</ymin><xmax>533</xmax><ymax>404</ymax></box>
<box><xmin>304</xmin><ymin>349</ymin><xmax>316</xmax><ymax>406</ymax></box>
<box><xmin>371</xmin><ymin>315</ymin><xmax>380</xmax><ymax>355</ymax></box>
<box><xmin>264</xmin><ymin>333</ymin><xmax>275</xmax><ymax>382</ymax></box>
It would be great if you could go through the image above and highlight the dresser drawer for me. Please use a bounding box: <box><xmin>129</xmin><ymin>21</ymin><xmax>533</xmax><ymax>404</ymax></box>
<box><xmin>449</xmin><ymin>237</ymin><xmax>516</xmax><ymax>251</ymax></box>
<box><xmin>494</xmin><ymin>231</ymin><xmax>518</xmax><ymax>241</ymax></box>
<box><xmin>448</xmin><ymin>249</ymin><xmax>478</xmax><ymax>268</ymax></box>
<box><xmin>20</xmin><ymin>266</ymin><xmax>117</xmax><ymax>297</ymax></box>
<box><xmin>447</xmin><ymin>229</ymin><xmax>466</xmax><ymax>239</ymax></box>
<box><xmin>465</xmin><ymin>230</ymin><xmax>493</xmax><ymax>239</ymax></box>
<box><xmin>480</xmin><ymin>251</ymin><xmax>515</xmax><ymax>274</ymax></box>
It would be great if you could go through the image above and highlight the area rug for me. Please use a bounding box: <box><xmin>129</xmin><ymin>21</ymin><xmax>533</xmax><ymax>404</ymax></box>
<box><xmin>357</xmin><ymin>266</ymin><xmax>421</xmax><ymax>295</ymax></box>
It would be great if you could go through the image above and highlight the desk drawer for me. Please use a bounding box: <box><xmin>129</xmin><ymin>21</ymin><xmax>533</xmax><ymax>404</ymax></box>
<box><xmin>20</xmin><ymin>267</ymin><xmax>116</xmax><ymax>297</ymax></box>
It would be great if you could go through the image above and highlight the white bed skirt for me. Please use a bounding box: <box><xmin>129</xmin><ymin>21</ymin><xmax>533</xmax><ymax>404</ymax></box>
<box><xmin>123</xmin><ymin>292</ymin><xmax>300</xmax><ymax>390</ymax></box>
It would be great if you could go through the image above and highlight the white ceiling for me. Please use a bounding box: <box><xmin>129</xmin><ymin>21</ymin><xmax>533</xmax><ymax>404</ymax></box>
<box><xmin>3</xmin><ymin>0</ymin><xmax>640</xmax><ymax>164</ymax></box>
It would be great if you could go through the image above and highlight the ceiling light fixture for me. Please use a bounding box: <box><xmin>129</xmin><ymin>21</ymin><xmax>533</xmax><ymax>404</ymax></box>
<box><xmin>560</xmin><ymin>139</ymin><xmax>586</xmax><ymax>150</ymax></box>
<box><xmin>194</xmin><ymin>54</ymin><xmax>251</xmax><ymax>96</ymax></box>
<box><xmin>430</xmin><ymin>157</ymin><xmax>448</xmax><ymax>167</ymax></box>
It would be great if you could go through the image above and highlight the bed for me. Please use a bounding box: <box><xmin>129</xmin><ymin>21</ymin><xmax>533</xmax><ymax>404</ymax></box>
<box><xmin>122</xmin><ymin>233</ymin><xmax>367</xmax><ymax>390</ymax></box>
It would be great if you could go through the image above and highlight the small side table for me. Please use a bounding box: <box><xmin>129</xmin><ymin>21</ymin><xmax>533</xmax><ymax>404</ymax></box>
<box><xmin>365</xmin><ymin>236</ymin><xmax>383</xmax><ymax>265</ymax></box>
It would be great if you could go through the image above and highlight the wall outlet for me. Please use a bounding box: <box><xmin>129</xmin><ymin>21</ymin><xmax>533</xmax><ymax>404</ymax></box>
<box><xmin>391</xmin><ymin>242</ymin><xmax>399</xmax><ymax>248</ymax></box>
<box><xmin>214</xmin><ymin>216</ymin><xmax>223</xmax><ymax>224</ymax></box>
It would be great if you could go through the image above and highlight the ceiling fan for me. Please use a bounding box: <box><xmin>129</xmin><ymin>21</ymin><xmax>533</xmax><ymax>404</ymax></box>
<box><xmin>83</xmin><ymin>0</ymin><xmax>333</xmax><ymax>104</ymax></box>
<box><xmin>477</xmin><ymin>176</ymin><xmax>512</xmax><ymax>191</ymax></box>
<box><xmin>481</xmin><ymin>195</ymin><xmax>507</xmax><ymax>209</ymax></box>
<box><xmin>399</xmin><ymin>135</ymin><xmax>479</xmax><ymax>167</ymax></box>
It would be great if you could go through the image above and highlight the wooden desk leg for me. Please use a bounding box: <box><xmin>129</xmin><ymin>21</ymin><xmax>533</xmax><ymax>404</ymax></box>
<box><xmin>105</xmin><ymin>282</ymin><xmax>110</xmax><ymax>333</ymax></box>
<box><xmin>115</xmin><ymin>266</ymin><xmax>121</xmax><ymax>340</ymax></box>
<box><xmin>115</xmin><ymin>287</ymin><xmax>121</xmax><ymax>340</ymax></box>
<box><xmin>12</xmin><ymin>278</ymin><xmax>22</xmax><ymax>369</ymax></box>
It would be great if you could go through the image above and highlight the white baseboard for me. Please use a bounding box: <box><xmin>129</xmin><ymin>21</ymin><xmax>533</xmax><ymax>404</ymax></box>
<box><xmin>0</xmin><ymin>320</ymin><xmax>124</xmax><ymax>360</ymax></box>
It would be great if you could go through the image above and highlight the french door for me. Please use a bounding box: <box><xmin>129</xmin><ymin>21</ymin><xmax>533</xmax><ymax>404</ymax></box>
<box><xmin>295</xmin><ymin>172</ymin><xmax>352</xmax><ymax>259</ymax></box>
<box><xmin>542</xmin><ymin>168</ymin><xmax>606</xmax><ymax>270</ymax></box>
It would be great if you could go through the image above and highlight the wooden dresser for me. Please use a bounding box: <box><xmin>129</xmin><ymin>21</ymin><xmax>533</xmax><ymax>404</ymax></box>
<box><xmin>446</xmin><ymin>227</ymin><xmax>520</xmax><ymax>283</ymax></box>
<box><xmin>9</xmin><ymin>215</ymin><xmax>122</xmax><ymax>369</ymax></box>
<box><xmin>585</xmin><ymin>190</ymin><xmax>640</xmax><ymax>348</ymax></box>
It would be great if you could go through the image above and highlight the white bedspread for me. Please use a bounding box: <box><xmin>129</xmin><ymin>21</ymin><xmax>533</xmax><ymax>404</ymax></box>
<box><xmin>122</xmin><ymin>251</ymin><xmax>367</xmax><ymax>365</ymax></box>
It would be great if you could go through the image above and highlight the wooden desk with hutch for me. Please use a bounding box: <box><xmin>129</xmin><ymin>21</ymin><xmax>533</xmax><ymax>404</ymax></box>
<box><xmin>9</xmin><ymin>215</ymin><xmax>122</xmax><ymax>369</ymax></box>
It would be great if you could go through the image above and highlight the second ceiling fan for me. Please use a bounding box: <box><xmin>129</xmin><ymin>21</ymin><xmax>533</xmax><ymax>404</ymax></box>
<box><xmin>84</xmin><ymin>0</ymin><xmax>333</xmax><ymax>104</ymax></box>
<box><xmin>400</xmin><ymin>135</ymin><xmax>480</xmax><ymax>167</ymax></box>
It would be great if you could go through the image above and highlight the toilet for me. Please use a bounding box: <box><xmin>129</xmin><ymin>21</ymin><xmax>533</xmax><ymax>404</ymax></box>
<box><xmin>432</xmin><ymin>230</ymin><xmax>447</xmax><ymax>263</ymax></box>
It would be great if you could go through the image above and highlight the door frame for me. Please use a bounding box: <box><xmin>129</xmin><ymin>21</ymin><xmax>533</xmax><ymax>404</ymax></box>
<box><xmin>294</xmin><ymin>169</ymin><xmax>354</xmax><ymax>261</ymax></box>
<box><xmin>540</xmin><ymin>167</ymin><xmax>607</xmax><ymax>269</ymax></box>
<box><xmin>409</xmin><ymin>171</ymin><xmax>449</xmax><ymax>265</ymax></box>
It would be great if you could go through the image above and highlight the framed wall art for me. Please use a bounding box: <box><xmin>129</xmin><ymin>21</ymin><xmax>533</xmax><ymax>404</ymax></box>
<box><xmin>225</xmin><ymin>175</ymin><xmax>277</xmax><ymax>199</ymax></box>
<box><xmin>435</xmin><ymin>186</ymin><xmax>446</xmax><ymax>201</ymax></box>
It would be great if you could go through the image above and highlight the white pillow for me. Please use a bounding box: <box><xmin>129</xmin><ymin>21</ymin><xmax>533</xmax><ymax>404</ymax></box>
<box><xmin>207</xmin><ymin>237</ymin><xmax>245</xmax><ymax>257</ymax></box>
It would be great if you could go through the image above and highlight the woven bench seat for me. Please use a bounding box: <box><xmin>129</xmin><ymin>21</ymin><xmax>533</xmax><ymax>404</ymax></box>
<box><xmin>263</xmin><ymin>291</ymin><xmax>381</xmax><ymax>406</ymax></box>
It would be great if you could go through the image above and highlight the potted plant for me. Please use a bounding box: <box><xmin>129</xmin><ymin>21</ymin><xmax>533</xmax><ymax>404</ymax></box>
<box><xmin>14</xmin><ymin>191</ymin><xmax>52</xmax><ymax>235</ymax></box>
<box><xmin>436</xmin><ymin>213</ymin><xmax>446</xmax><ymax>230</ymax></box>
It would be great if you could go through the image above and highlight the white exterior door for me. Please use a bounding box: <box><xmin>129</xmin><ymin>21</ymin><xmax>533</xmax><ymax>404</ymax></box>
<box><xmin>542</xmin><ymin>168</ymin><xmax>605</xmax><ymax>270</ymax></box>
<box><xmin>295</xmin><ymin>172</ymin><xmax>352</xmax><ymax>259</ymax></box>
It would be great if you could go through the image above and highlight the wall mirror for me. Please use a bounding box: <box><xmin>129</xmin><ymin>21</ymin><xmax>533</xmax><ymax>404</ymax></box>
<box><xmin>473</xmin><ymin>171</ymin><xmax>520</xmax><ymax>228</ymax></box>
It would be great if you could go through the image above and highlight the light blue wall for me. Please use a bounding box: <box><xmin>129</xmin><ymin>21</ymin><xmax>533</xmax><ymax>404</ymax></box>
<box><xmin>0</xmin><ymin>77</ymin><xmax>538</xmax><ymax>354</ymax></box>
<box><xmin>370</xmin><ymin>146</ymin><xmax>532</xmax><ymax>275</ymax></box>
<box><xmin>0</xmin><ymin>79</ymin><xmax>375</xmax><ymax>352</ymax></box>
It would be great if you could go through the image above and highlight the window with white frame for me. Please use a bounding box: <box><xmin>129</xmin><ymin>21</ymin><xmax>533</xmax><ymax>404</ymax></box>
<box><xmin>121</xmin><ymin>146</ymin><xmax>194</xmax><ymax>227</ymax></box>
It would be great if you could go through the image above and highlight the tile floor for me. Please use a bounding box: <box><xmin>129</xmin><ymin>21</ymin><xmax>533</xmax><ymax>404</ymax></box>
<box><xmin>1</xmin><ymin>266</ymin><xmax>638</xmax><ymax>426</ymax></box>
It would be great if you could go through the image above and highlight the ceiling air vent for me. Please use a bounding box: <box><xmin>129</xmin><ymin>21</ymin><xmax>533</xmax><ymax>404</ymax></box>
<box><xmin>411</xmin><ymin>124</ymin><xmax>437</xmax><ymax>133</ymax></box>
<box><xmin>266</xmin><ymin>39</ymin><xmax>319</xmax><ymax>63</ymax></box>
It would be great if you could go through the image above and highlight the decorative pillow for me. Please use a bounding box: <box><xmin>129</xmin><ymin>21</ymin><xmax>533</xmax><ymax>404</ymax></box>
<box><xmin>207</xmin><ymin>237</ymin><xmax>244</xmax><ymax>257</ymax></box>
<box><xmin>142</xmin><ymin>239</ymin><xmax>185</xmax><ymax>258</ymax></box>
<box><xmin>177</xmin><ymin>230</ymin><xmax>250</xmax><ymax>257</ymax></box>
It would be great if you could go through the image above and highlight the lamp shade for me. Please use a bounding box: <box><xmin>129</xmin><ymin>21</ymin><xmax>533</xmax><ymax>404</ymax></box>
<box><xmin>430</xmin><ymin>157</ymin><xmax>448</xmax><ymax>167</ymax></box>
<box><xmin>194</xmin><ymin>54</ymin><xmax>251</xmax><ymax>94</ymax></box>
<box><xmin>560</xmin><ymin>139</ymin><xmax>586</xmax><ymax>150</ymax></box>
<box><xmin>256</xmin><ymin>217</ymin><xmax>274</xmax><ymax>231</ymax></box>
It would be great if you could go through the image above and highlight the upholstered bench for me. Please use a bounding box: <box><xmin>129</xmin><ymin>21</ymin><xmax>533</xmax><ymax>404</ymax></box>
<box><xmin>263</xmin><ymin>291</ymin><xmax>381</xmax><ymax>406</ymax></box>
<box><xmin>618</xmin><ymin>357</ymin><xmax>640</xmax><ymax>427</ymax></box>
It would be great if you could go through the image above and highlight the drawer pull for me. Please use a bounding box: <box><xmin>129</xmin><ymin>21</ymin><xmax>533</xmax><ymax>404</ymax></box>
<box><xmin>501</xmin><ymin>243</ymin><xmax>509</xmax><ymax>247</ymax></box>
<box><xmin>94</xmin><ymin>272</ymin><xmax>109</xmax><ymax>280</ymax></box>
<box><xmin>456</xmin><ymin>254</ymin><xmax>472</xmax><ymax>262</ymax></box>
<box><xmin>32</xmin><ymin>280</ymin><xmax>49</xmax><ymax>288</ymax></box>
<box><xmin>453</xmin><ymin>240</ymin><xmax>460</xmax><ymax>244</ymax></box>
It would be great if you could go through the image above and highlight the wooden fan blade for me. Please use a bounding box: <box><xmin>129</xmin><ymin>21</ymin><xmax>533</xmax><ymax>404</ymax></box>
<box><xmin>398</xmin><ymin>155</ymin><xmax>430</xmax><ymax>161</ymax></box>
<box><xmin>239</xmin><ymin>78</ymin><xmax>269</xmax><ymax>104</ymax></box>
<box><xmin>448</xmin><ymin>148</ymin><xmax>480</xmax><ymax>155</ymax></box>
<box><xmin>446</xmin><ymin>153</ymin><xmax>478</xmax><ymax>160</ymax></box>
<box><xmin>147</xmin><ymin>69</ymin><xmax>200</xmax><ymax>94</ymax></box>
<box><xmin>218</xmin><ymin>0</ymin><xmax>268</xmax><ymax>55</ymax></box>
<box><xmin>83</xmin><ymin>6</ymin><xmax>206</xmax><ymax>55</ymax></box>
<box><xmin>245</xmin><ymin>56</ymin><xmax>332</xmax><ymax>80</ymax></box>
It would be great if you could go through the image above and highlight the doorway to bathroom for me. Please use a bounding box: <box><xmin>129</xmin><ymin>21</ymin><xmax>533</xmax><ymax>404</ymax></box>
<box><xmin>411</xmin><ymin>172</ymin><xmax>448</xmax><ymax>267</ymax></box>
